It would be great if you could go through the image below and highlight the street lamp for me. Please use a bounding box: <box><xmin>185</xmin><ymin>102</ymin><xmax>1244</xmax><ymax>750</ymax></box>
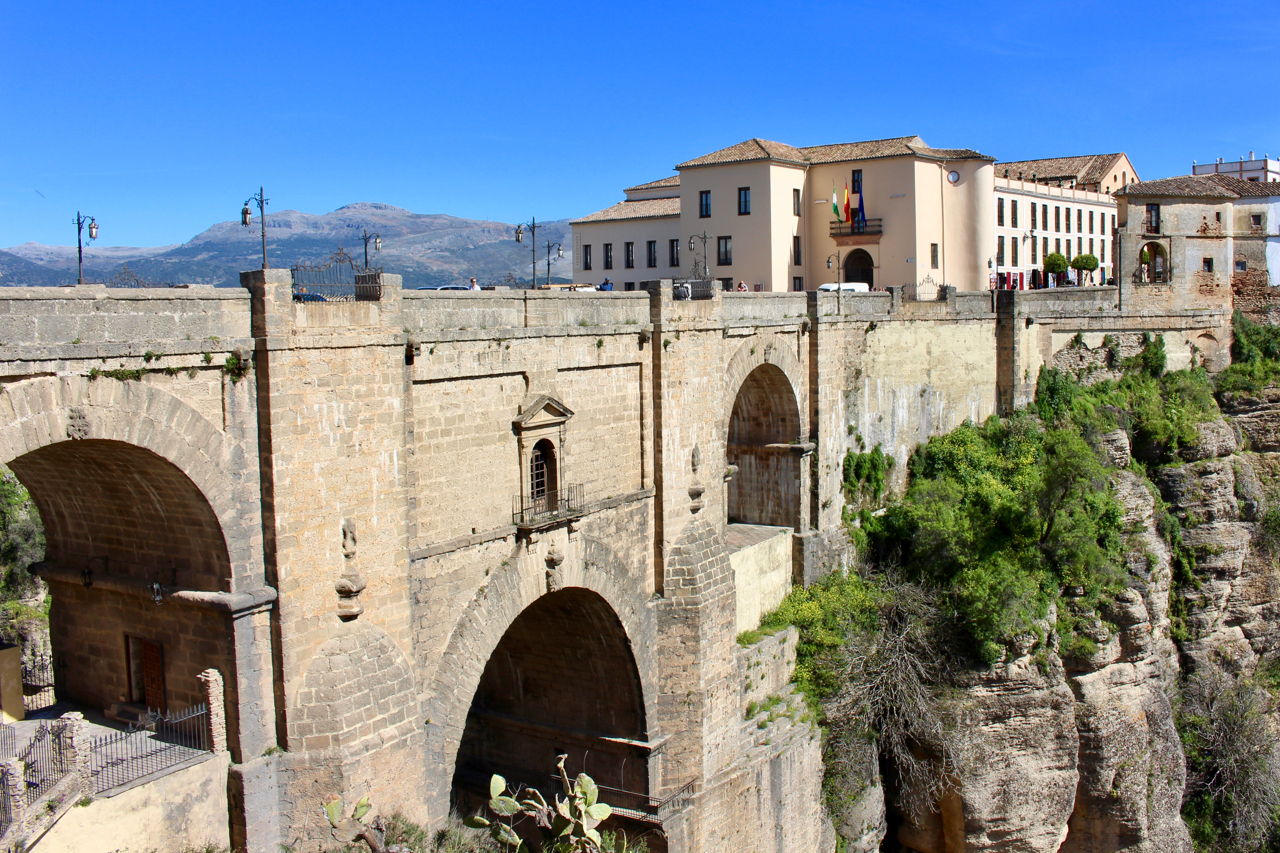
<box><xmin>544</xmin><ymin>241</ymin><xmax>563</xmax><ymax>287</ymax></box>
<box><xmin>827</xmin><ymin>251</ymin><xmax>844</xmax><ymax>313</ymax></box>
<box><xmin>687</xmin><ymin>231</ymin><xmax>710</xmax><ymax>279</ymax></box>
<box><xmin>360</xmin><ymin>229</ymin><xmax>382</xmax><ymax>270</ymax></box>
<box><xmin>73</xmin><ymin>212</ymin><xmax>98</xmax><ymax>284</ymax></box>
<box><xmin>515</xmin><ymin>218</ymin><xmax>541</xmax><ymax>288</ymax></box>
<box><xmin>241</xmin><ymin>187</ymin><xmax>270</xmax><ymax>269</ymax></box>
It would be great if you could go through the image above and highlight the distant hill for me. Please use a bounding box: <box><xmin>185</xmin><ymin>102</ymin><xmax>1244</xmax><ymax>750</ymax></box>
<box><xmin>2</xmin><ymin>203</ymin><xmax>575</xmax><ymax>289</ymax></box>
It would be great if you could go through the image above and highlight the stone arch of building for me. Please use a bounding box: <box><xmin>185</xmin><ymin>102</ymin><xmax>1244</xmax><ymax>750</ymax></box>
<box><xmin>722</xmin><ymin>335</ymin><xmax>807</xmax><ymax>436</ymax></box>
<box><xmin>426</xmin><ymin>535</ymin><xmax>656</xmax><ymax>822</ymax></box>
<box><xmin>0</xmin><ymin>376</ymin><xmax>257</xmax><ymax>588</ymax></box>
<box><xmin>723</xmin><ymin>353</ymin><xmax>805</xmax><ymax>529</ymax></box>
<box><xmin>844</xmin><ymin>249</ymin><xmax>874</xmax><ymax>286</ymax></box>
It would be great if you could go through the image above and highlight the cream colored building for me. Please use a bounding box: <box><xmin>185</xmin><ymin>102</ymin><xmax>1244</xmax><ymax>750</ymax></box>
<box><xmin>572</xmin><ymin>136</ymin><xmax>996</xmax><ymax>292</ymax></box>
<box><xmin>991</xmin><ymin>153</ymin><xmax>1138</xmax><ymax>287</ymax></box>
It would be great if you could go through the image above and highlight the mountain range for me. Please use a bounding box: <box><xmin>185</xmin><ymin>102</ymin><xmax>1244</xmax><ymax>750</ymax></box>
<box><xmin>0</xmin><ymin>203</ymin><xmax>575</xmax><ymax>289</ymax></box>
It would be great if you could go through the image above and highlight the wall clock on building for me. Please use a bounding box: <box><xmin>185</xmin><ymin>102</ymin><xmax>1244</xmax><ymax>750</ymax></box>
<box><xmin>947</xmin><ymin>170</ymin><xmax>960</xmax><ymax>184</ymax></box>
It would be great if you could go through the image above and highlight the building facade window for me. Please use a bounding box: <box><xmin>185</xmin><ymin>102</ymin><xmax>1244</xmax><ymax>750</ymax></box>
<box><xmin>1088</xmin><ymin>210</ymin><xmax>1095</xmax><ymax>234</ymax></box>
<box><xmin>1077</xmin><ymin>209</ymin><xmax>1083</xmax><ymax>233</ymax></box>
<box><xmin>1055</xmin><ymin>206</ymin><xmax>1061</xmax><ymax>232</ymax></box>
<box><xmin>1043</xmin><ymin>236</ymin><xmax>1049</xmax><ymax>259</ymax></box>
<box><xmin>1099</xmin><ymin>239</ymin><xmax>1105</xmax><ymax>262</ymax></box>
<box><xmin>792</xmin><ymin>235</ymin><xmax>802</xmax><ymax>266</ymax></box>
<box><xmin>1032</xmin><ymin>236</ymin><xmax>1038</xmax><ymax>264</ymax></box>
<box><xmin>1236</xmin><ymin>260</ymin><xmax>1248</xmax><ymax>272</ymax></box>
<box><xmin>1042</xmin><ymin>204</ymin><xmax>1048</xmax><ymax>231</ymax></box>
<box><xmin>583</xmin><ymin>245</ymin><xmax>592</xmax><ymax>271</ymax></box>
<box><xmin>1011</xmin><ymin>237</ymin><xmax>1018</xmax><ymax>267</ymax></box>
<box><xmin>646</xmin><ymin>240</ymin><xmax>657</xmax><ymax>268</ymax></box>
<box><xmin>1065</xmin><ymin>207</ymin><xmax>1072</xmax><ymax>233</ymax></box>
<box><xmin>1089</xmin><ymin>238</ymin><xmax>1094</xmax><ymax>256</ymax></box>
<box><xmin>738</xmin><ymin>187</ymin><xmax>751</xmax><ymax>215</ymax></box>
<box><xmin>793</xmin><ymin>276</ymin><xmax>804</xmax><ymax>291</ymax></box>
<box><xmin>699</xmin><ymin>191</ymin><xmax>710</xmax><ymax>218</ymax></box>
<box><xmin>851</xmin><ymin>170</ymin><xmax>863</xmax><ymax>193</ymax></box>
<box><xmin>997</xmin><ymin>236</ymin><xmax>1005</xmax><ymax>266</ymax></box>
<box><xmin>1055</xmin><ymin>238</ymin><xmax>1061</xmax><ymax>255</ymax></box>
<box><xmin>603</xmin><ymin>243</ymin><xmax>613</xmax><ymax>270</ymax></box>
<box><xmin>1145</xmin><ymin>204</ymin><xmax>1160</xmax><ymax>233</ymax></box>
<box><xmin>717</xmin><ymin>236</ymin><xmax>732</xmax><ymax>266</ymax></box>
<box><xmin>793</xmin><ymin>188</ymin><xmax>801</xmax><ymax>216</ymax></box>
<box><xmin>1252</xmin><ymin>214</ymin><xmax>1264</xmax><ymax>227</ymax></box>
<box><xmin>997</xmin><ymin>197</ymin><xmax>1005</xmax><ymax>226</ymax></box>
<box><xmin>1203</xmin><ymin>257</ymin><xmax>1214</xmax><ymax>273</ymax></box>
<box><xmin>624</xmin><ymin>242</ymin><xmax>635</xmax><ymax>269</ymax></box>
<box><xmin>930</xmin><ymin>243</ymin><xmax>939</xmax><ymax>269</ymax></box>
<box><xmin>1077</xmin><ymin>237</ymin><xmax>1083</xmax><ymax>256</ymax></box>
<box><xmin>1111</xmin><ymin>214</ymin><xmax>1116</xmax><ymax>233</ymax></box>
<box><xmin>1011</xmin><ymin>200</ymin><xmax>1018</xmax><ymax>228</ymax></box>
<box><xmin>669</xmin><ymin>239</ymin><xmax>680</xmax><ymax>268</ymax></box>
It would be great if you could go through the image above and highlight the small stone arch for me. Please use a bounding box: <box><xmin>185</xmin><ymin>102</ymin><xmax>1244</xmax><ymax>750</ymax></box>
<box><xmin>0</xmin><ymin>376</ymin><xmax>259</xmax><ymax>589</ymax></box>
<box><xmin>1136</xmin><ymin>241</ymin><xmax>1170</xmax><ymax>284</ymax></box>
<box><xmin>844</xmin><ymin>249</ymin><xmax>874</xmax><ymax>286</ymax></box>
<box><xmin>425</xmin><ymin>534</ymin><xmax>655</xmax><ymax>824</ymax></box>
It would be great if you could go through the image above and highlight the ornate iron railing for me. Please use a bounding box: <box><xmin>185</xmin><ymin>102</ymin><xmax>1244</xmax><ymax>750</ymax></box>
<box><xmin>89</xmin><ymin>703</ymin><xmax>210</xmax><ymax>794</ymax></box>
<box><xmin>672</xmin><ymin>280</ymin><xmax>715</xmax><ymax>301</ymax></box>
<box><xmin>291</xmin><ymin>245</ymin><xmax>383</xmax><ymax>302</ymax></box>
<box><xmin>829</xmin><ymin>218</ymin><xmax>883</xmax><ymax>237</ymax></box>
<box><xmin>0</xmin><ymin>723</ymin><xmax>14</xmax><ymax>759</ymax></box>
<box><xmin>512</xmin><ymin>484</ymin><xmax>585</xmax><ymax>527</ymax></box>
<box><xmin>19</xmin><ymin>720</ymin><xmax>70</xmax><ymax>806</ymax></box>
<box><xmin>86</xmin><ymin>263</ymin><xmax>179</xmax><ymax>288</ymax></box>
<box><xmin>549</xmin><ymin>776</ymin><xmax>695</xmax><ymax>825</ymax></box>
<box><xmin>0</xmin><ymin>764</ymin><xmax>10</xmax><ymax>837</ymax></box>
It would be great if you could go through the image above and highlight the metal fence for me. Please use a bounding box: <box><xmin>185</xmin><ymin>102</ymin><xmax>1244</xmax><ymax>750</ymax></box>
<box><xmin>291</xmin><ymin>247</ymin><xmax>383</xmax><ymax>302</ymax></box>
<box><xmin>672</xmin><ymin>280</ymin><xmax>715</xmax><ymax>301</ymax></box>
<box><xmin>85</xmin><ymin>263</ymin><xmax>179</xmax><ymax>288</ymax></box>
<box><xmin>19</xmin><ymin>721</ymin><xmax>70</xmax><ymax>806</ymax></box>
<box><xmin>89</xmin><ymin>703</ymin><xmax>210</xmax><ymax>794</ymax></box>
<box><xmin>22</xmin><ymin>655</ymin><xmax>56</xmax><ymax>714</ymax></box>
<box><xmin>0</xmin><ymin>724</ymin><xmax>14</xmax><ymax>759</ymax></box>
<box><xmin>512</xmin><ymin>484</ymin><xmax>585</xmax><ymax>527</ymax></box>
<box><xmin>0</xmin><ymin>764</ymin><xmax>10</xmax><ymax>837</ymax></box>
<box><xmin>549</xmin><ymin>777</ymin><xmax>695</xmax><ymax>826</ymax></box>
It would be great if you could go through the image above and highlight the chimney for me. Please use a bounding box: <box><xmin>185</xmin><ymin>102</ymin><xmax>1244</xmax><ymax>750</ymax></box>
<box><xmin>1249</xmin><ymin>151</ymin><xmax>1255</xmax><ymax>160</ymax></box>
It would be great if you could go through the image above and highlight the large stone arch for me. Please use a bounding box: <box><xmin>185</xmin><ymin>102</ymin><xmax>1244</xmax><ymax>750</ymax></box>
<box><xmin>723</xmin><ymin>348</ymin><xmax>805</xmax><ymax>529</ymax></box>
<box><xmin>0</xmin><ymin>375</ymin><xmax>259</xmax><ymax>589</ymax></box>
<box><xmin>424</xmin><ymin>533</ymin><xmax>656</xmax><ymax>823</ymax></box>
<box><xmin>722</xmin><ymin>335</ymin><xmax>808</xmax><ymax>436</ymax></box>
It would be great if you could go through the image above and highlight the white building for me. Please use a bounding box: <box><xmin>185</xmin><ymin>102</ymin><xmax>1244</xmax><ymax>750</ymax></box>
<box><xmin>1192</xmin><ymin>152</ymin><xmax>1280</xmax><ymax>184</ymax></box>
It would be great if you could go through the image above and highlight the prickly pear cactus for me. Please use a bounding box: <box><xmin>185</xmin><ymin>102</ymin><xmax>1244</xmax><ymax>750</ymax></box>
<box><xmin>465</xmin><ymin>755</ymin><xmax>614</xmax><ymax>852</ymax></box>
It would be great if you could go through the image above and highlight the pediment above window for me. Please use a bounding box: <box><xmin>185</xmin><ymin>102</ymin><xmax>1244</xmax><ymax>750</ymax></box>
<box><xmin>513</xmin><ymin>394</ymin><xmax>574</xmax><ymax>432</ymax></box>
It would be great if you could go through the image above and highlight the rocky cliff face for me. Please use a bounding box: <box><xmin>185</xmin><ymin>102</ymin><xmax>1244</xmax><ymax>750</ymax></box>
<box><xmin>878</xmin><ymin>402</ymin><xmax>1280</xmax><ymax>853</ymax></box>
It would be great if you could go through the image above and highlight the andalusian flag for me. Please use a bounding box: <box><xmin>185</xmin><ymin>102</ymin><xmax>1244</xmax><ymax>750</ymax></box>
<box><xmin>832</xmin><ymin>183</ymin><xmax>842</xmax><ymax>221</ymax></box>
<box><xmin>843</xmin><ymin>183</ymin><xmax>851</xmax><ymax>225</ymax></box>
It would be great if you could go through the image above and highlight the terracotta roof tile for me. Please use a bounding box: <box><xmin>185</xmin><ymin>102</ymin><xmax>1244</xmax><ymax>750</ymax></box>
<box><xmin>676</xmin><ymin>138</ymin><xmax>809</xmax><ymax>169</ymax></box>
<box><xmin>1118</xmin><ymin>174</ymin><xmax>1245</xmax><ymax>198</ymax></box>
<box><xmin>1205</xmin><ymin>174</ymin><xmax>1280</xmax><ymax>197</ymax></box>
<box><xmin>624</xmin><ymin>176</ymin><xmax>680</xmax><ymax>193</ymax></box>
<box><xmin>570</xmin><ymin>197</ymin><xmax>680</xmax><ymax>225</ymax></box>
<box><xmin>995</xmin><ymin>153</ymin><xmax>1130</xmax><ymax>186</ymax></box>
<box><xmin>798</xmin><ymin>136</ymin><xmax>926</xmax><ymax>163</ymax></box>
<box><xmin>910</xmin><ymin>146</ymin><xmax>996</xmax><ymax>162</ymax></box>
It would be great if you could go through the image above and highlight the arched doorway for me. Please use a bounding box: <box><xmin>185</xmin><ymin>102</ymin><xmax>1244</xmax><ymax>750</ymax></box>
<box><xmin>8</xmin><ymin>439</ymin><xmax>237</xmax><ymax>743</ymax></box>
<box><xmin>726</xmin><ymin>363</ymin><xmax>802</xmax><ymax>529</ymax></box>
<box><xmin>1137</xmin><ymin>241</ymin><xmax>1169</xmax><ymax>283</ymax></box>
<box><xmin>844</xmin><ymin>249</ymin><xmax>874</xmax><ymax>287</ymax></box>
<box><xmin>452</xmin><ymin>588</ymin><xmax>649</xmax><ymax>820</ymax></box>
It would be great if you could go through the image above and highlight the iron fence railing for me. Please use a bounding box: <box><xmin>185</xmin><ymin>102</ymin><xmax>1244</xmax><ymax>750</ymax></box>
<box><xmin>829</xmin><ymin>218</ymin><xmax>883</xmax><ymax>237</ymax></box>
<box><xmin>0</xmin><ymin>764</ymin><xmax>10</xmax><ymax>837</ymax></box>
<box><xmin>0</xmin><ymin>724</ymin><xmax>13</xmax><ymax>759</ymax></box>
<box><xmin>85</xmin><ymin>263</ymin><xmax>179</xmax><ymax>288</ymax></box>
<box><xmin>512</xmin><ymin>484</ymin><xmax>585</xmax><ymax>527</ymax></box>
<box><xmin>19</xmin><ymin>721</ymin><xmax>70</xmax><ymax>807</ymax></box>
<box><xmin>672</xmin><ymin>279</ymin><xmax>716</xmax><ymax>301</ymax></box>
<box><xmin>291</xmin><ymin>246</ymin><xmax>383</xmax><ymax>302</ymax></box>
<box><xmin>89</xmin><ymin>703</ymin><xmax>210</xmax><ymax>794</ymax></box>
<box><xmin>549</xmin><ymin>776</ymin><xmax>695</xmax><ymax>825</ymax></box>
<box><xmin>22</xmin><ymin>654</ymin><xmax>56</xmax><ymax>714</ymax></box>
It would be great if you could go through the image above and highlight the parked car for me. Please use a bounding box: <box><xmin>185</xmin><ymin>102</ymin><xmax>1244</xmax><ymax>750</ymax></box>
<box><xmin>817</xmin><ymin>282</ymin><xmax>870</xmax><ymax>292</ymax></box>
<box><xmin>418</xmin><ymin>285</ymin><xmax>470</xmax><ymax>291</ymax></box>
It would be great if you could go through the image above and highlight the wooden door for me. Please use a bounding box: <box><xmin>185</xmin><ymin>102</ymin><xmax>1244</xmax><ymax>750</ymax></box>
<box><xmin>140</xmin><ymin>640</ymin><xmax>166</xmax><ymax>713</ymax></box>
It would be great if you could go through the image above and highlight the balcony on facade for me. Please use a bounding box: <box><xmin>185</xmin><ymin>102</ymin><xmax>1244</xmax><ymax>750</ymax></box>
<box><xmin>830</xmin><ymin>218</ymin><xmax>883</xmax><ymax>238</ymax></box>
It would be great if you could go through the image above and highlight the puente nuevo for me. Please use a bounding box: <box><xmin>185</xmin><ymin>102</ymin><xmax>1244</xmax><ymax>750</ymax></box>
<box><xmin>0</xmin><ymin>270</ymin><xmax>1232</xmax><ymax>852</ymax></box>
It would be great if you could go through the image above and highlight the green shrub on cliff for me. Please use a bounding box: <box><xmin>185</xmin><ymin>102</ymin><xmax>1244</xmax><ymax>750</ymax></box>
<box><xmin>1215</xmin><ymin>309</ymin><xmax>1280</xmax><ymax>394</ymax></box>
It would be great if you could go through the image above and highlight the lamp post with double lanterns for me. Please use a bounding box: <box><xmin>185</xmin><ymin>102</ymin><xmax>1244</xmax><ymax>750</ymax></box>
<box><xmin>543</xmin><ymin>241</ymin><xmax>563</xmax><ymax>287</ymax></box>
<box><xmin>73</xmin><ymin>212</ymin><xmax>99</xmax><ymax>285</ymax></box>
<box><xmin>688</xmin><ymin>231</ymin><xmax>710</xmax><ymax>279</ymax></box>
<box><xmin>241</xmin><ymin>187</ymin><xmax>269</xmax><ymax>269</ymax></box>
<box><xmin>514</xmin><ymin>218</ymin><xmax>540</xmax><ymax>288</ymax></box>
<box><xmin>360</xmin><ymin>229</ymin><xmax>382</xmax><ymax>270</ymax></box>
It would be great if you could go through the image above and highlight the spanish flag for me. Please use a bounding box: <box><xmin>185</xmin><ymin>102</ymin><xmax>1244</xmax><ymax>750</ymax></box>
<box><xmin>843</xmin><ymin>183</ymin><xmax>851</xmax><ymax>225</ymax></box>
<box><xmin>832</xmin><ymin>183</ymin><xmax>842</xmax><ymax>222</ymax></box>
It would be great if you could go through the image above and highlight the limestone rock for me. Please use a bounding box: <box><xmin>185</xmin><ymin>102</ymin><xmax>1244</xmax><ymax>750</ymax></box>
<box><xmin>1219</xmin><ymin>387</ymin><xmax>1280</xmax><ymax>451</ymax></box>
<box><xmin>1096</xmin><ymin>428</ymin><xmax>1131</xmax><ymax>468</ymax></box>
<box><xmin>1156</xmin><ymin>459</ymin><xmax>1239</xmax><ymax>524</ymax></box>
<box><xmin>1179</xmin><ymin>417</ymin><xmax>1238</xmax><ymax>461</ymax></box>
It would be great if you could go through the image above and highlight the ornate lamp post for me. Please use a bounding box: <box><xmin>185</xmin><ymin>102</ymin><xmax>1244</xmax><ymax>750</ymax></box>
<box><xmin>360</xmin><ymin>229</ymin><xmax>382</xmax><ymax>269</ymax></box>
<box><xmin>73</xmin><ymin>212</ymin><xmax>98</xmax><ymax>284</ymax></box>
<box><xmin>514</xmin><ymin>218</ymin><xmax>540</xmax><ymax>288</ymax></box>
<box><xmin>241</xmin><ymin>187</ymin><xmax>269</xmax><ymax>269</ymax></box>
<box><xmin>827</xmin><ymin>251</ymin><xmax>844</xmax><ymax>312</ymax></box>
<box><xmin>687</xmin><ymin>231</ymin><xmax>710</xmax><ymax>279</ymax></box>
<box><xmin>544</xmin><ymin>241</ymin><xmax>563</xmax><ymax>286</ymax></box>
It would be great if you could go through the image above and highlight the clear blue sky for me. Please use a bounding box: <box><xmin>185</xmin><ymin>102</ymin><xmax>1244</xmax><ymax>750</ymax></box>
<box><xmin>2</xmin><ymin>0</ymin><xmax>1276</xmax><ymax>248</ymax></box>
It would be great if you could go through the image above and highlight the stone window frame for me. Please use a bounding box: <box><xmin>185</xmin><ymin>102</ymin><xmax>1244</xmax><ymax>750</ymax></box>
<box><xmin>699</xmin><ymin>191</ymin><xmax>711</xmax><ymax>218</ymax></box>
<box><xmin>669</xmin><ymin>239</ymin><xmax>680</xmax><ymax>268</ymax></box>
<box><xmin>738</xmin><ymin>187</ymin><xmax>751</xmax><ymax>216</ymax></box>
<box><xmin>717</xmin><ymin>236</ymin><xmax>732</xmax><ymax>266</ymax></box>
<box><xmin>646</xmin><ymin>241</ymin><xmax>657</xmax><ymax>269</ymax></box>
<box><xmin>624</xmin><ymin>242</ymin><xmax>635</xmax><ymax>269</ymax></box>
<box><xmin>511</xmin><ymin>395</ymin><xmax>575</xmax><ymax>504</ymax></box>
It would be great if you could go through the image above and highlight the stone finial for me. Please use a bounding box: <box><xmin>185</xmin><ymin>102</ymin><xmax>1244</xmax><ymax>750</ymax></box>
<box><xmin>691</xmin><ymin>444</ymin><xmax>701</xmax><ymax>474</ymax></box>
<box><xmin>688</xmin><ymin>444</ymin><xmax>705</xmax><ymax>514</ymax></box>
<box><xmin>336</xmin><ymin>519</ymin><xmax>367</xmax><ymax>620</ymax></box>
<box><xmin>198</xmin><ymin>668</ymin><xmax>228</xmax><ymax>754</ymax></box>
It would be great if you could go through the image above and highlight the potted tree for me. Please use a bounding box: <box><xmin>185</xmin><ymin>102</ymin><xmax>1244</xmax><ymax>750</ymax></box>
<box><xmin>1070</xmin><ymin>253</ymin><xmax>1099</xmax><ymax>286</ymax></box>
<box><xmin>1044</xmin><ymin>252</ymin><xmax>1069</xmax><ymax>287</ymax></box>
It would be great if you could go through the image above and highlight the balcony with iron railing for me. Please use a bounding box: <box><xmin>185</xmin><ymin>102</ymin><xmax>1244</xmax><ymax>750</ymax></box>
<box><xmin>830</xmin><ymin>218</ymin><xmax>883</xmax><ymax>238</ymax></box>
<box><xmin>512</xmin><ymin>483</ymin><xmax>585</xmax><ymax>528</ymax></box>
<box><xmin>1142</xmin><ymin>215</ymin><xmax>1161</xmax><ymax>235</ymax></box>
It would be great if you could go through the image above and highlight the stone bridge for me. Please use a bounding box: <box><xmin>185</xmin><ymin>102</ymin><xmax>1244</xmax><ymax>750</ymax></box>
<box><xmin>0</xmin><ymin>273</ymin><xmax>1229</xmax><ymax>852</ymax></box>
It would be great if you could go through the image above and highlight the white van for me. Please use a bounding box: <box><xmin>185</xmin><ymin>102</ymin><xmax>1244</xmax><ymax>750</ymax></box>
<box><xmin>817</xmin><ymin>281</ymin><xmax>870</xmax><ymax>292</ymax></box>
